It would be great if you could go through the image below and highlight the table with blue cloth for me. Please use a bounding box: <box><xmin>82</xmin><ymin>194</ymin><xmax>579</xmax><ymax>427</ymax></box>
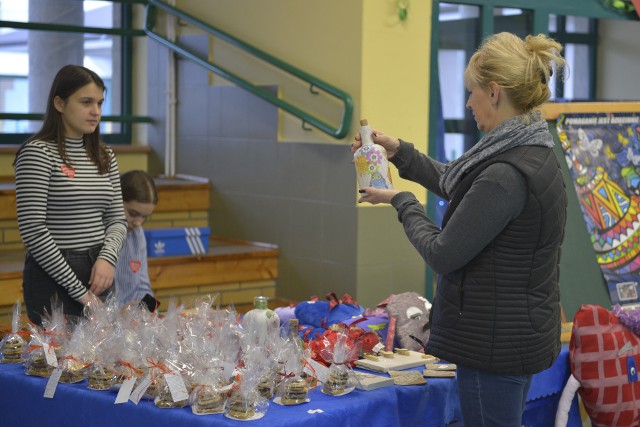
<box><xmin>0</xmin><ymin>346</ymin><xmax>578</xmax><ymax>427</ymax></box>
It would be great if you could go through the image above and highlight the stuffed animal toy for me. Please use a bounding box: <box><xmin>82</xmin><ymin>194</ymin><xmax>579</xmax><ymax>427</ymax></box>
<box><xmin>378</xmin><ymin>292</ymin><xmax>432</xmax><ymax>352</ymax></box>
<box><xmin>294</xmin><ymin>293</ymin><xmax>364</xmax><ymax>341</ymax></box>
<box><xmin>555</xmin><ymin>304</ymin><xmax>640</xmax><ymax>427</ymax></box>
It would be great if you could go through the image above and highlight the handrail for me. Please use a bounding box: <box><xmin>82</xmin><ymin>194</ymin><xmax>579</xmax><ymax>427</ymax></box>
<box><xmin>144</xmin><ymin>0</ymin><xmax>353</xmax><ymax>140</ymax></box>
<box><xmin>0</xmin><ymin>20</ymin><xmax>145</xmax><ymax>37</ymax></box>
<box><xmin>0</xmin><ymin>113</ymin><xmax>153</xmax><ymax>123</ymax></box>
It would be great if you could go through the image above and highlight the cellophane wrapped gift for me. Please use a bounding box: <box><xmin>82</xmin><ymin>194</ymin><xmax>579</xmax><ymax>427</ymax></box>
<box><xmin>112</xmin><ymin>302</ymin><xmax>152</xmax><ymax>388</ymax></box>
<box><xmin>24</xmin><ymin>297</ymin><xmax>67</xmax><ymax>377</ymax></box>
<box><xmin>242</xmin><ymin>341</ymin><xmax>277</xmax><ymax>403</ymax></box>
<box><xmin>182</xmin><ymin>297</ymin><xmax>234</xmax><ymax>415</ymax></box>
<box><xmin>257</xmin><ymin>373</ymin><xmax>276</xmax><ymax>399</ymax></box>
<box><xmin>319</xmin><ymin>331</ymin><xmax>358</xmax><ymax>396</ymax></box>
<box><xmin>275</xmin><ymin>339</ymin><xmax>310</xmax><ymax>405</ymax></box>
<box><xmin>194</xmin><ymin>300</ymin><xmax>243</xmax><ymax>395</ymax></box>
<box><xmin>87</xmin><ymin>361</ymin><xmax>118</xmax><ymax>390</ymax></box>
<box><xmin>239</xmin><ymin>316</ymin><xmax>280</xmax><ymax>400</ymax></box>
<box><xmin>130</xmin><ymin>306</ymin><xmax>168</xmax><ymax>399</ymax></box>
<box><xmin>153</xmin><ymin>365</ymin><xmax>188</xmax><ymax>409</ymax></box>
<box><xmin>220</xmin><ymin>329</ymin><xmax>272</xmax><ymax>420</ymax></box>
<box><xmin>58</xmin><ymin>319</ymin><xmax>91</xmax><ymax>383</ymax></box>
<box><xmin>131</xmin><ymin>299</ymin><xmax>182</xmax><ymax>401</ymax></box>
<box><xmin>277</xmin><ymin>373</ymin><xmax>309</xmax><ymax>405</ymax></box>
<box><xmin>0</xmin><ymin>300</ymin><xmax>26</xmax><ymax>363</ymax></box>
<box><xmin>224</xmin><ymin>365</ymin><xmax>268</xmax><ymax>420</ymax></box>
<box><xmin>84</xmin><ymin>296</ymin><xmax>120</xmax><ymax>390</ymax></box>
<box><xmin>189</xmin><ymin>368</ymin><xmax>231</xmax><ymax>415</ymax></box>
<box><xmin>152</xmin><ymin>300</ymin><xmax>190</xmax><ymax>409</ymax></box>
<box><xmin>24</xmin><ymin>324</ymin><xmax>56</xmax><ymax>377</ymax></box>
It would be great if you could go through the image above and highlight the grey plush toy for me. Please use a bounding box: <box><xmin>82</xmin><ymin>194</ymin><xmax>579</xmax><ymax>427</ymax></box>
<box><xmin>379</xmin><ymin>292</ymin><xmax>432</xmax><ymax>352</ymax></box>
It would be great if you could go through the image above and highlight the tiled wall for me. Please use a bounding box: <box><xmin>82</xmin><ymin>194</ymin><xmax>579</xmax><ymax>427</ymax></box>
<box><xmin>146</xmin><ymin>35</ymin><xmax>361</xmax><ymax>303</ymax></box>
<box><xmin>153</xmin><ymin>279</ymin><xmax>276</xmax><ymax>309</ymax></box>
<box><xmin>145</xmin><ymin>35</ymin><xmax>426</xmax><ymax>309</ymax></box>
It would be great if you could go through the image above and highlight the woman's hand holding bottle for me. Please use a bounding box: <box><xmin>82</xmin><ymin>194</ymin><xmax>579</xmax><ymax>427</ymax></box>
<box><xmin>351</xmin><ymin>128</ymin><xmax>401</xmax><ymax>159</ymax></box>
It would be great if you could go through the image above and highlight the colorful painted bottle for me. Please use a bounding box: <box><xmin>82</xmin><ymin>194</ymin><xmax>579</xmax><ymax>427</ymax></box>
<box><xmin>354</xmin><ymin>119</ymin><xmax>393</xmax><ymax>190</ymax></box>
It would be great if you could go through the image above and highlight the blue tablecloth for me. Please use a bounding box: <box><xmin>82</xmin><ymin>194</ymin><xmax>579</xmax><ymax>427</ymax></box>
<box><xmin>524</xmin><ymin>345</ymin><xmax>581</xmax><ymax>427</ymax></box>
<box><xmin>0</xmin><ymin>345</ymin><xmax>579</xmax><ymax>427</ymax></box>
<box><xmin>0</xmin><ymin>362</ymin><xmax>461</xmax><ymax>427</ymax></box>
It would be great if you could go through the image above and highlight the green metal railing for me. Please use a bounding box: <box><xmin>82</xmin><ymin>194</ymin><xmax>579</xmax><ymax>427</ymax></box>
<box><xmin>0</xmin><ymin>20</ymin><xmax>145</xmax><ymax>37</ymax></box>
<box><xmin>144</xmin><ymin>0</ymin><xmax>353</xmax><ymax>139</ymax></box>
<box><xmin>0</xmin><ymin>113</ymin><xmax>152</xmax><ymax>124</ymax></box>
<box><xmin>0</xmin><ymin>0</ymin><xmax>353</xmax><ymax>141</ymax></box>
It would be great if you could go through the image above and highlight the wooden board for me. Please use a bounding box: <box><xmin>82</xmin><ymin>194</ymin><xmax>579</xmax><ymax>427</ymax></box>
<box><xmin>354</xmin><ymin>351</ymin><xmax>437</xmax><ymax>373</ymax></box>
<box><xmin>541</xmin><ymin>101</ymin><xmax>640</xmax><ymax>120</ymax></box>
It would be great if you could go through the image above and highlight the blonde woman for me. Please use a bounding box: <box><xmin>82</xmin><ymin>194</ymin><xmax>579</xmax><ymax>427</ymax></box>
<box><xmin>352</xmin><ymin>33</ymin><xmax>567</xmax><ymax>426</ymax></box>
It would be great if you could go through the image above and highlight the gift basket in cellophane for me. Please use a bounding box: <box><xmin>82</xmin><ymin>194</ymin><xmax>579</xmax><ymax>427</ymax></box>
<box><xmin>0</xmin><ymin>300</ymin><xmax>27</xmax><ymax>364</ymax></box>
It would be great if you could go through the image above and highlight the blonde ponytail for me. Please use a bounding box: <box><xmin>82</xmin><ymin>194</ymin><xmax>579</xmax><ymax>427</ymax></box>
<box><xmin>464</xmin><ymin>32</ymin><xmax>566</xmax><ymax>113</ymax></box>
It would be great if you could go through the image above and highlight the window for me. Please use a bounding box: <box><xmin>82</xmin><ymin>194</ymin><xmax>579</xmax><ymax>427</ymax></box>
<box><xmin>436</xmin><ymin>4</ymin><xmax>595</xmax><ymax>158</ymax></box>
<box><xmin>549</xmin><ymin>15</ymin><xmax>596</xmax><ymax>100</ymax></box>
<box><xmin>0</xmin><ymin>0</ymin><xmax>144</xmax><ymax>144</ymax></box>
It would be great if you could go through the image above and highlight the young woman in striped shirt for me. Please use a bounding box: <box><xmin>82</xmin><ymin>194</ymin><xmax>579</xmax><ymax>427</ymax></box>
<box><xmin>115</xmin><ymin>170</ymin><xmax>159</xmax><ymax>311</ymax></box>
<box><xmin>14</xmin><ymin>65</ymin><xmax>127</xmax><ymax>325</ymax></box>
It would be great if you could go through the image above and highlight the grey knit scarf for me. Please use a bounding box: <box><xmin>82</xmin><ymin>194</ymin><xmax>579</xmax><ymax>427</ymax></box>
<box><xmin>439</xmin><ymin>111</ymin><xmax>553</xmax><ymax>198</ymax></box>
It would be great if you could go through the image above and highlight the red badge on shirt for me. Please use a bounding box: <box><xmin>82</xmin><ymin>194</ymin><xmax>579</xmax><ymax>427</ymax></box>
<box><xmin>129</xmin><ymin>260</ymin><xmax>141</xmax><ymax>273</ymax></box>
<box><xmin>61</xmin><ymin>164</ymin><xmax>76</xmax><ymax>178</ymax></box>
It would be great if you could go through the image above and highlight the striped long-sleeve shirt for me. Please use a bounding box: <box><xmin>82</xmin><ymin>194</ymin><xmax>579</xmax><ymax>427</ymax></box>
<box><xmin>114</xmin><ymin>226</ymin><xmax>154</xmax><ymax>306</ymax></box>
<box><xmin>14</xmin><ymin>138</ymin><xmax>127</xmax><ymax>300</ymax></box>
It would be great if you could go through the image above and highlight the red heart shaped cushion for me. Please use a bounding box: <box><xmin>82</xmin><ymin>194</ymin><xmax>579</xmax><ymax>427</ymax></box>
<box><xmin>570</xmin><ymin>304</ymin><xmax>640</xmax><ymax>426</ymax></box>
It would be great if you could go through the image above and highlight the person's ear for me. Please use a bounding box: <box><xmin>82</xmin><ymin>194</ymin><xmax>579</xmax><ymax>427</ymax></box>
<box><xmin>53</xmin><ymin>96</ymin><xmax>65</xmax><ymax>113</ymax></box>
<box><xmin>488</xmin><ymin>81</ymin><xmax>500</xmax><ymax>105</ymax></box>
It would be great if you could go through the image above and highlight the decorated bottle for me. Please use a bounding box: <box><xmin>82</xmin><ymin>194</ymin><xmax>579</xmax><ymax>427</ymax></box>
<box><xmin>354</xmin><ymin>119</ymin><xmax>393</xmax><ymax>190</ymax></box>
<box><xmin>242</xmin><ymin>296</ymin><xmax>280</xmax><ymax>347</ymax></box>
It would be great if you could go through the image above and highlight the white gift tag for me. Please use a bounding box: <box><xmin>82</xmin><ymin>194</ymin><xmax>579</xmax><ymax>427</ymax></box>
<box><xmin>42</xmin><ymin>342</ymin><xmax>58</xmax><ymax>367</ymax></box>
<box><xmin>129</xmin><ymin>375</ymin><xmax>152</xmax><ymax>404</ymax></box>
<box><xmin>372</xmin><ymin>342</ymin><xmax>385</xmax><ymax>353</ymax></box>
<box><xmin>165</xmin><ymin>371</ymin><xmax>189</xmax><ymax>402</ymax></box>
<box><xmin>304</xmin><ymin>358</ymin><xmax>329</xmax><ymax>384</ymax></box>
<box><xmin>115</xmin><ymin>377</ymin><xmax>137</xmax><ymax>404</ymax></box>
<box><xmin>44</xmin><ymin>368</ymin><xmax>63</xmax><ymax>398</ymax></box>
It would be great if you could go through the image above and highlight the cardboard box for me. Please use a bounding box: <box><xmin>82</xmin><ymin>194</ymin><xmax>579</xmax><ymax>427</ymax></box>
<box><xmin>353</xmin><ymin>372</ymin><xmax>395</xmax><ymax>391</ymax></box>
<box><xmin>144</xmin><ymin>227</ymin><xmax>210</xmax><ymax>257</ymax></box>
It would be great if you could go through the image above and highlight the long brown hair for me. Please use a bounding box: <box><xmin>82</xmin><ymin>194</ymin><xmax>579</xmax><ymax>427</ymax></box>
<box><xmin>121</xmin><ymin>170</ymin><xmax>158</xmax><ymax>205</ymax></box>
<box><xmin>14</xmin><ymin>65</ymin><xmax>111</xmax><ymax>174</ymax></box>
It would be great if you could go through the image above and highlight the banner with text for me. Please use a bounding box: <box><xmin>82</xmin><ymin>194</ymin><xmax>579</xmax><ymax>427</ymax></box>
<box><xmin>557</xmin><ymin>112</ymin><xmax>640</xmax><ymax>305</ymax></box>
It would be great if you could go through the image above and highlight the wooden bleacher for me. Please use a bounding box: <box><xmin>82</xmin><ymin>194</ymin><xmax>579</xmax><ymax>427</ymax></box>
<box><xmin>0</xmin><ymin>174</ymin><xmax>283</xmax><ymax>324</ymax></box>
